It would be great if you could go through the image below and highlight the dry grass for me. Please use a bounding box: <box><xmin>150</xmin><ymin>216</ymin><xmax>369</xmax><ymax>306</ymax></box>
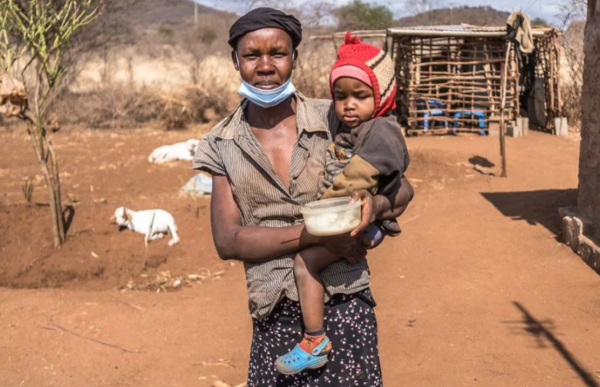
<box><xmin>48</xmin><ymin>40</ymin><xmax>335</xmax><ymax>130</ymax></box>
<box><xmin>21</xmin><ymin>177</ymin><xmax>34</xmax><ymax>204</ymax></box>
<box><xmin>1</xmin><ymin>19</ymin><xmax>341</xmax><ymax>132</ymax></box>
<box><xmin>51</xmin><ymin>54</ymin><xmax>240</xmax><ymax>130</ymax></box>
<box><xmin>50</xmin><ymin>85</ymin><xmax>232</xmax><ymax>130</ymax></box>
<box><xmin>293</xmin><ymin>40</ymin><xmax>337</xmax><ymax>99</ymax></box>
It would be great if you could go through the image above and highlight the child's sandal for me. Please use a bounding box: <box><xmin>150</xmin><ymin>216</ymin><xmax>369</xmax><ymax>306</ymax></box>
<box><xmin>275</xmin><ymin>336</ymin><xmax>331</xmax><ymax>375</ymax></box>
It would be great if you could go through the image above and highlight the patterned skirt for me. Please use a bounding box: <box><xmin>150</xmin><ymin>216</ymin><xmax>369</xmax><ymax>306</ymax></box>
<box><xmin>247</xmin><ymin>289</ymin><xmax>383</xmax><ymax>387</ymax></box>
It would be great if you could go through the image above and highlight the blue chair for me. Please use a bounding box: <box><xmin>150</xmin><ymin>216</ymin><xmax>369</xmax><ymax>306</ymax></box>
<box><xmin>421</xmin><ymin>99</ymin><xmax>449</xmax><ymax>133</ymax></box>
<box><xmin>453</xmin><ymin>110</ymin><xmax>486</xmax><ymax>135</ymax></box>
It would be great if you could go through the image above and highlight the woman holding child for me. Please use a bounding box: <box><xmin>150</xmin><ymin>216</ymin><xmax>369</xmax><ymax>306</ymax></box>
<box><xmin>193</xmin><ymin>7</ymin><xmax>412</xmax><ymax>386</ymax></box>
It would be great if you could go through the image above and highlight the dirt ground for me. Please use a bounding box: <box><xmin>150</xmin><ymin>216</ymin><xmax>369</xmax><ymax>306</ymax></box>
<box><xmin>1</xmin><ymin>126</ymin><xmax>599</xmax><ymax>387</ymax></box>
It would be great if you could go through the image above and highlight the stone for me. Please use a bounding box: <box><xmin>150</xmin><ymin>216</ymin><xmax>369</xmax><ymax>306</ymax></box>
<box><xmin>559</xmin><ymin>206</ymin><xmax>600</xmax><ymax>275</ymax></box>
<box><xmin>579</xmin><ymin>240</ymin><xmax>595</xmax><ymax>266</ymax></box>
<box><xmin>561</xmin><ymin>216</ymin><xmax>575</xmax><ymax>247</ymax></box>
<box><xmin>572</xmin><ymin>216</ymin><xmax>584</xmax><ymax>253</ymax></box>
<box><xmin>554</xmin><ymin>117</ymin><xmax>569</xmax><ymax>136</ymax></box>
<box><xmin>507</xmin><ymin>123</ymin><xmax>521</xmax><ymax>137</ymax></box>
<box><xmin>488</xmin><ymin>122</ymin><xmax>500</xmax><ymax>137</ymax></box>
<box><xmin>591</xmin><ymin>246</ymin><xmax>600</xmax><ymax>271</ymax></box>
<box><xmin>517</xmin><ymin>117</ymin><xmax>529</xmax><ymax>136</ymax></box>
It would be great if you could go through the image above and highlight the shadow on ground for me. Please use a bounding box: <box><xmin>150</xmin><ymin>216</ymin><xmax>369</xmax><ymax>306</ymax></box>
<box><xmin>468</xmin><ymin>155</ymin><xmax>496</xmax><ymax>176</ymax></box>
<box><xmin>504</xmin><ymin>301</ymin><xmax>599</xmax><ymax>387</ymax></box>
<box><xmin>480</xmin><ymin>189</ymin><xmax>577</xmax><ymax>236</ymax></box>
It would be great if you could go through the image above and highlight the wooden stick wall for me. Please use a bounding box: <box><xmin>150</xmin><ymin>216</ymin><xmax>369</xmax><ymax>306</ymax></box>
<box><xmin>392</xmin><ymin>33</ymin><xmax>560</xmax><ymax>135</ymax></box>
<box><xmin>534</xmin><ymin>32</ymin><xmax>562</xmax><ymax>132</ymax></box>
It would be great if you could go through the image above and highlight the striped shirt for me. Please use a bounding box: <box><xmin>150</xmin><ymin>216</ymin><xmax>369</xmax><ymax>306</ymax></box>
<box><xmin>192</xmin><ymin>91</ymin><xmax>371</xmax><ymax>319</ymax></box>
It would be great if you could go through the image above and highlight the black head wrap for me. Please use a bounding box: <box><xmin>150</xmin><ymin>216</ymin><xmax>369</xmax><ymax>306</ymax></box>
<box><xmin>228</xmin><ymin>7</ymin><xmax>302</xmax><ymax>50</ymax></box>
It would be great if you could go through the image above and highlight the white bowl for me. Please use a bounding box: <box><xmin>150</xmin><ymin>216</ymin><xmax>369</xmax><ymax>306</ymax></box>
<box><xmin>300</xmin><ymin>197</ymin><xmax>362</xmax><ymax>236</ymax></box>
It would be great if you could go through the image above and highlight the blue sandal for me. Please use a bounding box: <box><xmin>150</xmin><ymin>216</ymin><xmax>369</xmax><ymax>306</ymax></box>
<box><xmin>275</xmin><ymin>336</ymin><xmax>331</xmax><ymax>375</ymax></box>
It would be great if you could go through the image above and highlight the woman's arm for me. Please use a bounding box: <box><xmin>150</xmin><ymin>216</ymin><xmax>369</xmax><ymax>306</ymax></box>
<box><xmin>211</xmin><ymin>175</ymin><xmax>367</xmax><ymax>263</ymax></box>
<box><xmin>211</xmin><ymin>175</ymin><xmax>314</xmax><ymax>261</ymax></box>
<box><xmin>350</xmin><ymin>177</ymin><xmax>415</xmax><ymax>237</ymax></box>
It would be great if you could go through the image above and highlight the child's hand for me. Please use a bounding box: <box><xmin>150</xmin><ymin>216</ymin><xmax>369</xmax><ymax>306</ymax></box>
<box><xmin>349</xmin><ymin>190</ymin><xmax>377</xmax><ymax>237</ymax></box>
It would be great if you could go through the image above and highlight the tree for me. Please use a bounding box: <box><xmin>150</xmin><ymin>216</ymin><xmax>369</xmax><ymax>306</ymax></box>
<box><xmin>297</xmin><ymin>2</ymin><xmax>336</xmax><ymax>28</ymax></box>
<box><xmin>558</xmin><ymin>0</ymin><xmax>588</xmax><ymax>28</ymax></box>
<box><xmin>182</xmin><ymin>19</ymin><xmax>218</xmax><ymax>85</ymax></box>
<box><xmin>406</xmin><ymin>0</ymin><xmax>442</xmax><ymax>17</ymax></box>
<box><xmin>558</xmin><ymin>0</ymin><xmax>587</xmax><ymax>128</ymax></box>
<box><xmin>531</xmin><ymin>17</ymin><xmax>551</xmax><ymax>27</ymax></box>
<box><xmin>335</xmin><ymin>0</ymin><xmax>394</xmax><ymax>31</ymax></box>
<box><xmin>81</xmin><ymin>0</ymin><xmax>139</xmax><ymax>85</ymax></box>
<box><xmin>577</xmin><ymin>0</ymin><xmax>600</xmax><ymax>221</ymax></box>
<box><xmin>0</xmin><ymin>0</ymin><xmax>102</xmax><ymax>249</ymax></box>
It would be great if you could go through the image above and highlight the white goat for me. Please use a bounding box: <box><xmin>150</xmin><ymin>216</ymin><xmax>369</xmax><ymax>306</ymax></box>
<box><xmin>110</xmin><ymin>207</ymin><xmax>180</xmax><ymax>247</ymax></box>
<box><xmin>148</xmin><ymin>139</ymin><xmax>199</xmax><ymax>164</ymax></box>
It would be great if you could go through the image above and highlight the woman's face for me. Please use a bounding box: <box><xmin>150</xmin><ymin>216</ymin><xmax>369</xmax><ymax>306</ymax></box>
<box><xmin>233</xmin><ymin>28</ymin><xmax>296</xmax><ymax>90</ymax></box>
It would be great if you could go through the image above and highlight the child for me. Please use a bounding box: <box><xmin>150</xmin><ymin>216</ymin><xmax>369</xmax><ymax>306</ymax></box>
<box><xmin>275</xmin><ymin>32</ymin><xmax>410</xmax><ymax>375</ymax></box>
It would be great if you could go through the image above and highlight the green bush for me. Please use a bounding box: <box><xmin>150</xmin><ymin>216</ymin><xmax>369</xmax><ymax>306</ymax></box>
<box><xmin>335</xmin><ymin>0</ymin><xmax>393</xmax><ymax>31</ymax></box>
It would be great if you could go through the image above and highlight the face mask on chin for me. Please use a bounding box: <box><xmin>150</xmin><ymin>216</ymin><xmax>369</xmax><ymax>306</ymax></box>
<box><xmin>235</xmin><ymin>52</ymin><xmax>296</xmax><ymax>109</ymax></box>
<box><xmin>238</xmin><ymin>79</ymin><xmax>296</xmax><ymax>109</ymax></box>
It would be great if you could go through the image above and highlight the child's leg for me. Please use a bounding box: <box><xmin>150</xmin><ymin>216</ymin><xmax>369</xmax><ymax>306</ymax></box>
<box><xmin>276</xmin><ymin>246</ymin><xmax>339</xmax><ymax>374</ymax></box>
<box><xmin>293</xmin><ymin>246</ymin><xmax>340</xmax><ymax>333</ymax></box>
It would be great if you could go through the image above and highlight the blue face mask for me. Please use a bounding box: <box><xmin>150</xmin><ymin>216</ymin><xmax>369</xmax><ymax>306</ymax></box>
<box><xmin>238</xmin><ymin>78</ymin><xmax>296</xmax><ymax>109</ymax></box>
<box><xmin>235</xmin><ymin>52</ymin><xmax>296</xmax><ymax>108</ymax></box>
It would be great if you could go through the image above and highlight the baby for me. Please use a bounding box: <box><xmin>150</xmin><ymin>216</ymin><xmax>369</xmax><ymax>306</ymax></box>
<box><xmin>276</xmin><ymin>32</ymin><xmax>410</xmax><ymax>375</ymax></box>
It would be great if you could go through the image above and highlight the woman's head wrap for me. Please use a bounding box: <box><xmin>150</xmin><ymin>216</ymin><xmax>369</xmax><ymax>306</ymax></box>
<box><xmin>228</xmin><ymin>8</ymin><xmax>302</xmax><ymax>50</ymax></box>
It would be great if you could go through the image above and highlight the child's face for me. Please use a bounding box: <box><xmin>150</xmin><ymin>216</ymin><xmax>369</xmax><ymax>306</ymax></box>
<box><xmin>333</xmin><ymin>77</ymin><xmax>375</xmax><ymax>128</ymax></box>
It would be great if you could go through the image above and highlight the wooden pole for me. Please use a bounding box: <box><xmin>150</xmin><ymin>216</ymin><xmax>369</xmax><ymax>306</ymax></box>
<box><xmin>499</xmin><ymin>41</ymin><xmax>511</xmax><ymax>178</ymax></box>
<box><xmin>554</xmin><ymin>33</ymin><xmax>562</xmax><ymax>114</ymax></box>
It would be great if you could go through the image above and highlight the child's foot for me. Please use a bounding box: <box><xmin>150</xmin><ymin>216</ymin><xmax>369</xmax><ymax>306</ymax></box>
<box><xmin>380</xmin><ymin>219</ymin><xmax>401</xmax><ymax>237</ymax></box>
<box><xmin>275</xmin><ymin>331</ymin><xmax>332</xmax><ymax>375</ymax></box>
<box><xmin>360</xmin><ymin>224</ymin><xmax>385</xmax><ymax>249</ymax></box>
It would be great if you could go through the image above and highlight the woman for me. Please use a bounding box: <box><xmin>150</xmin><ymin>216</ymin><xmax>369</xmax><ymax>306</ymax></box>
<box><xmin>193</xmin><ymin>8</ymin><xmax>413</xmax><ymax>386</ymax></box>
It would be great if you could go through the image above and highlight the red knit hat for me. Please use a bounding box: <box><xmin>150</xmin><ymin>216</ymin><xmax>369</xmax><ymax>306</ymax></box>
<box><xmin>330</xmin><ymin>31</ymin><xmax>397</xmax><ymax>117</ymax></box>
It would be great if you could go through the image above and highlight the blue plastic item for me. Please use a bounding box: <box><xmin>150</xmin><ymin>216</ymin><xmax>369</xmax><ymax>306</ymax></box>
<box><xmin>421</xmin><ymin>99</ymin><xmax>449</xmax><ymax>132</ymax></box>
<box><xmin>275</xmin><ymin>337</ymin><xmax>331</xmax><ymax>375</ymax></box>
<box><xmin>453</xmin><ymin>111</ymin><xmax>486</xmax><ymax>135</ymax></box>
<box><xmin>180</xmin><ymin>173</ymin><xmax>213</xmax><ymax>196</ymax></box>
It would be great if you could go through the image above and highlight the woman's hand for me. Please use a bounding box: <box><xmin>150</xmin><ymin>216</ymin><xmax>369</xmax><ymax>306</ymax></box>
<box><xmin>348</xmin><ymin>180</ymin><xmax>415</xmax><ymax>237</ymax></box>
<box><xmin>349</xmin><ymin>190</ymin><xmax>379</xmax><ymax>237</ymax></box>
<box><xmin>320</xmin><ymin>233</ymin><xmax>367</xmax><ymax>264</ymax></box>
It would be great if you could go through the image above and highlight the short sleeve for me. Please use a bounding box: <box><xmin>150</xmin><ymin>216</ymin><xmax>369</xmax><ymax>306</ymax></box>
<box><xmin>192</xmin><ymin>135</ymin><xmax>226</xmax><ymax>176</ymax></box>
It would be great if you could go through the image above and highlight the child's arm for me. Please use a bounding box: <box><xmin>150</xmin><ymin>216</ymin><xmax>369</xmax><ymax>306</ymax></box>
<box><xmin>375</xmin><ymin>177</ymin><xmax>413</xmax><ymax>220</ymax></box>
<box><xmin>353</xmin><ymin>118</ymin><xmax>409</xmax><ymax>199</ymax></box>
<box><xmin>323</xmin><ymin>118</ymin><xmax>409</xmax><ymax>203</ymax></box>
<box><xmin>321</xmin><ymin>154</ymin><xmax>380</xmax><ymax>199</ymax></box>
<box><xmin>348</xmin><ymin>180</ymin><xmax>413</xmax><ymax>238</ymax></box>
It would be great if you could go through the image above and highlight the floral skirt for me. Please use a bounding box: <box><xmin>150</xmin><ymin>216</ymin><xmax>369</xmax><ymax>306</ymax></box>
<box><xmin>247</xmin><ymin>289</ymin><xmax>383</xmax><ymax>387</ymax></box>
